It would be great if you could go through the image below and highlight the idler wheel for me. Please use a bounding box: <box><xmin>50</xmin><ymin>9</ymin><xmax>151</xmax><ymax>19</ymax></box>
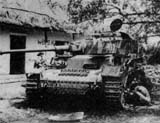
<box><xmin>120</xmin><ymin>90</ymin><xmax>132</xmax><ymax>110</ymax></box>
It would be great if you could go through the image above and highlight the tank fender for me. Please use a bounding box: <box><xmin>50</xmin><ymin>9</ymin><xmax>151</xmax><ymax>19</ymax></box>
<box><xmin>101</xmin><ymin>66</ymin><xmax>122</xmax><ymax>77</ymax></box>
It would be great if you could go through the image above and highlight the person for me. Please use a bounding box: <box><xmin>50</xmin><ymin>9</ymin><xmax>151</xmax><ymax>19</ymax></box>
<box><xmin>34</xmin><ymin>52</ymin><xmax>47</xmax><ymax>69</ymax></box>
<box><xmin>134</xmin><ymin>85</ymin><xmax>151</xmax><ymax>106</ymax></box>
<box><xmin>54</xmin><ymin>57</ymin><xmax>67</xmax><ymax>69</ymax></box>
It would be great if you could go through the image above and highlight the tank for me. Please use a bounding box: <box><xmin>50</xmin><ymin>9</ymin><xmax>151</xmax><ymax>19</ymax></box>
<box><xmin>0</xmin><ymin>19</ymin><xmax>156</xmax><ymax>110</ymax></box>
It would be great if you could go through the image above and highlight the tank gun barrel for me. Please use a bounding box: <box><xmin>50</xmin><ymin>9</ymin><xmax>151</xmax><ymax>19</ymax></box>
<box><xmin>0</xmin><ymin>45</ymin><xmax>70</xmax><ymax>55</ymax></box>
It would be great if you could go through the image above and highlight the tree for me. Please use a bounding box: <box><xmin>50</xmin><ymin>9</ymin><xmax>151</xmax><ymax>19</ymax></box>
<box><xmin>67</xmin><ymin>0</ymin><xmax>160</xmax><ymax>37</ymax></box>
<box><xmin>68</xmin><ymin>0</ymin><xmax>106</xmax><ymax>23</ymax></box>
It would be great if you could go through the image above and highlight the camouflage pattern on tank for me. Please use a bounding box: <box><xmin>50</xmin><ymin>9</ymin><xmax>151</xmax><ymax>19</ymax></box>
<box><xmin>0</xmin><ymin>18</ymin><xmax>156</xmax><ymax>110</ymax></box>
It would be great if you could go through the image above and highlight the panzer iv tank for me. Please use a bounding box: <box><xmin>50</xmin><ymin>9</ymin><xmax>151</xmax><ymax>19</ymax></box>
<box><xmin>0</xmin><ymin>19</ymin><xmax>154</xmax><ymax>110</ymax></box>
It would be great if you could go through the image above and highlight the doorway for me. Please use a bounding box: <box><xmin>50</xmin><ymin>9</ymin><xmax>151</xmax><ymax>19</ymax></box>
<box><xmin>10</xmin><ymin>35</ymin><xmax>26</xmax><ymax>74</ymax></box>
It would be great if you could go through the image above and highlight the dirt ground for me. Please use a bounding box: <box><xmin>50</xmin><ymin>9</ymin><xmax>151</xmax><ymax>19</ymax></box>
<box><xmin>1</xmin><ymin>82</ymin><xmax>160</xmax><ymax>123</ymax></box>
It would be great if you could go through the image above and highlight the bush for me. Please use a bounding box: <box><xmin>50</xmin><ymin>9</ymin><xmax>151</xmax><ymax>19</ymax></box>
<box><xmin>146</xmin><ymin>43</ymin><xmax>160</xmax><ymax>64</ymax></box>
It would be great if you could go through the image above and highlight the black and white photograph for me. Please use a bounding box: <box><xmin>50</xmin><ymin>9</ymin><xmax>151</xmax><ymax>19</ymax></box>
<box><xmin>0</xmin><ymin>0</ymin><xmax>160</xmax><ymax>123</ymax></box>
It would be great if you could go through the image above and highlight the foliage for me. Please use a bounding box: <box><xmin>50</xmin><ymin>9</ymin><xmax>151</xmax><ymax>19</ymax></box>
<box><xmin>146</xmin><ymin>42</ymin><xmax>160</xmax><ymax>64</ymax></box>
<box><xmin>68</xmin><ymin>0</ymin><xmax>106</xmax><ymax>23</ymax></box>
<box><xmin>67</xmin><ymin>0</ymin><xmax>160</xmax><ymax>37</ymax></box>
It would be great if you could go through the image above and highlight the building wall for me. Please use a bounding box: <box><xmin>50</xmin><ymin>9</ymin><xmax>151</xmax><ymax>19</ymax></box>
<box><xmin>0</xmin><ymin>28</ymin><xmax>10</xmax><ymax>74</ymax></box>
<box><xmin>0</xmin><ymin>27</ymin><xmax>72</xmax><ymax>74</ymax></box>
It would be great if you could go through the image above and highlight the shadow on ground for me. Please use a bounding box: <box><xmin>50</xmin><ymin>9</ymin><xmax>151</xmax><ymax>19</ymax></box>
<box><xmin>13</xmin><ymin>94</ymin><xmax>122</xmax><ymax>116</ymax></box>
<box><xmin>10</xmin><ymin>95</ymin><xmax>160</xmax><ymax>123</ymax></box>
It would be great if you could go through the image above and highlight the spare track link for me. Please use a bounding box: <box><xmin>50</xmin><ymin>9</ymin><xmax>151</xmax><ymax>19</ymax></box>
<box><xmin>103</xmin><ymin>77</ymin><xmax>122</xmax><ymax>103</ymax></box>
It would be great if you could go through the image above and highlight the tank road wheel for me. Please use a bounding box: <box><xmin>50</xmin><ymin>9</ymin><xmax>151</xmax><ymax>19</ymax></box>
<box><xmin>120</xmin><ymin>90</ymin><xmax>132</xmax><ymax>110</ymax></box>
<box><xmin>26</xmin><ymin>88</ymin><xmax>40</xmax><ymax>100</ymax></box>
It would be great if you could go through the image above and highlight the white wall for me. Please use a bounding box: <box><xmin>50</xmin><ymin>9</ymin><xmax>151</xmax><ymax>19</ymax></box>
<box><xmin>0</xmin><ymin>28</ymin><xmax>10</xmax><ymax>74</ymax></box>
<box><xmin>0</xmin><ymin>27</ymin><xmax>72</xmax><ymax>74</ymax></box>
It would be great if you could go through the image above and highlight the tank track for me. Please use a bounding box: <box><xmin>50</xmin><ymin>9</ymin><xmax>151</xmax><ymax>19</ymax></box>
<box><xmin>103</xmin><ymin>76</ymin><xmax>122</xmax><ymax>103</ymax></box>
